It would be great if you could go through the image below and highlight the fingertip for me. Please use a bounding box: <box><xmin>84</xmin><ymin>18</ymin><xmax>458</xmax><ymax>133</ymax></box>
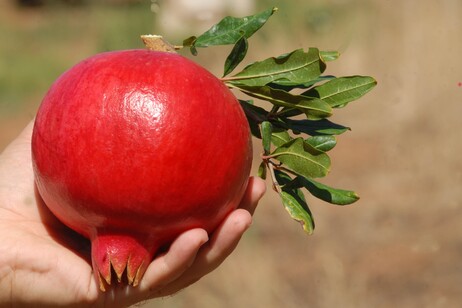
<box><xmin>208</xmin><ymin>208</ymin><xmax>252</xmax><ymax>253</ymax></box>
<box><xmin>231</xmin><ymin>208</ymin><xmax>253</xmax><ymax>232</ymax></box>
<box><xmin>239</xmin><ymin>176</ymin><xmax>267</xmax><ymax>214</ymax></box>
<box><xmin>251</xmin><ymin>176</ymin><xmax>267</xmax><ymax>200</ymax></box>
<box><xmin>140</xmin><ymin>229</ymin><xmax>209</xmax><ymax>291</ymax></box>
<box><xmin>168</xmin><ymin>228</ymin><xmax>209</xmax><ymax>260</ymax></box>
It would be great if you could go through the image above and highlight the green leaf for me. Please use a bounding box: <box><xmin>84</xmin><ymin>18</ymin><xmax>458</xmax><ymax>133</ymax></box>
<box><xmin>280</xmin><ymin>118</ymin><xmax>350</xmax><ymax>136</ymax></box>
<box><xmin>261</xmin><ymin>121</ymin><xmax>272</xmax><ymax>155</ymax></box>
<box><xmin>275</xmin><ymin>170</ymin><xmax>314</xmax><ymax>234</ymax></box>
<box><xmin>320</xmin><ymin>50</ymin><xmax>340</xmax><ymax>62</ymax></box>
<box><xmin>303</xmin><ymin>76</ymin><xmax>377</xmax><ymax>108</ymax></box>
<box><xmin>271</xmin><ymin>138</ymin><xmax>331</xmax><ymax>178</ymax></box>
<box><xmin>271</xmin><ymin>129</ymin><xmax>292</xmax><ymax>147</ymax></box>
<box><xmin>182</xmin><ymin>36</ymin><xmax>198</xmax><ymax>56</ymax></box>
<box><xmin>293</xmin><ymin>177</ymin><xmax>359</xmax><ymax>205</ymax></box>
<box><xmin>223</xmin><ymin>36</ymin><xmax>248</xmax><ymax>76</ymax></box>
<box><xmin>267</xmin><ymin>75</ymin><xmax>336</xmax><ymax>92</ymax></box>
<box><xmin>273</xmin><ymin>107</ymin><xmax>305</xmax><ymax>118</ymax></box>
<box><xmin>226</xmin><ymin>48</ymin><xmax>326</xmax><ymax>87</ymax></box>
<box><xmin>258</xmin><ymin>161</ymin><xmax>267</xmax><ymax>179</ymax></box>
<box><xmin>192</xmin><ymin>7</ymin><xmax>277</xmax><ymax>49</ymax></box>
<box><xmin>238</xmin><ymin>99</ymin><xmax>267</xmax><ymax>121</ymax></box>
<box><xmin>238</xmin><ymin>100</ymin><xmax>267</xmax><ymax>138</ymax></box>
<box><xmin>234</xmin><ymin>85</ymin><xmax>332</xmax><ymax>120</ymax></box>
<box><xmin>274</xmin><ymin>168</ymin><xmax>293</xmax><ymax>186</ymax></box>
<box><xmin>305</xmin><ymin>135</ymin><xmax>337</xmax><ymax>152</ymax></box>
<box><xmin>279</xmin><ymin>191</ymin><xmax>315</xmax><ymax>234</ymax></box>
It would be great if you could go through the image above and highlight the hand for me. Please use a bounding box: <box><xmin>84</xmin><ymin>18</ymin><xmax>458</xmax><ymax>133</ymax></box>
<box><xmin>0</xmin><ymin>120</ymin><xmax>266</xmax><ymax>308</ymax></box>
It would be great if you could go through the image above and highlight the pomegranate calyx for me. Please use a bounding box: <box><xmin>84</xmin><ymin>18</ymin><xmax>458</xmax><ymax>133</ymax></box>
<box><xmin>91</xmin><ymin>233</ymin><xmax>157</xmax><ymax>291</ymax></box>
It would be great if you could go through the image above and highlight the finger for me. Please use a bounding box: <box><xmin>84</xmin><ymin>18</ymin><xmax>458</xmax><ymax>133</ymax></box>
<box><xmin>198</xmin><ymin>208</ymin><xmax>251</xmax><ymax>269</ymax></box>
<box><xmin>238</xmin><ymin>176</ymin><xmax>266</xmax><ymax>215</ymax></box>
<box><xmin>139</xmin><ymin>228</ymin><xmax>208</xmax><ymax>292</ymax></box>
<box><xmin>157</xmin><ymin>208</ymin><xmax>252</xmax><ymax>296</ymax></box>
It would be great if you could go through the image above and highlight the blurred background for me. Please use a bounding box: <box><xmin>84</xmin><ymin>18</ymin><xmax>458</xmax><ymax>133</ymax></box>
<box><xmin>1</xmin><ymin>0</ymin><xmax>461</xmax><ymax>307</ymax></box>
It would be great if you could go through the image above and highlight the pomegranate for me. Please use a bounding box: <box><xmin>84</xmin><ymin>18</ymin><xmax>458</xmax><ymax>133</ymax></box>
<box><xmin>31</xmin><ymin>50</ymin><xmax>252</xmax><ymax>290</ymax></box>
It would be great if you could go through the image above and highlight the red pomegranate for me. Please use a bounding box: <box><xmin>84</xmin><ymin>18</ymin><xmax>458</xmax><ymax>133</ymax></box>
<box><xmin>31</xmin><ymin>50</ymin><xmax>252</xmax><ymax>290</ymax></box>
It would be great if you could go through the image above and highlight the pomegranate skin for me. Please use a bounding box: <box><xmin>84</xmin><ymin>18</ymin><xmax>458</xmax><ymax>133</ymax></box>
<box><xmin>31</xmin><ymin>50</ymin><xmax>252</xmax><ymax>289</ymax></box>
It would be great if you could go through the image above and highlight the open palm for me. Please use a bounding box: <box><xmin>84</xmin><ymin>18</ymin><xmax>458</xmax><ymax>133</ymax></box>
<box><xmin>0</xmin><ymin>121</ymin><xmax>266</xmax><ymax>307</ymax></box>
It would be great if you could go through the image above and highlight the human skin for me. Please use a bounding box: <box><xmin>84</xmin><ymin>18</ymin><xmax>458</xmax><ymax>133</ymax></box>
<box><xmin>0</xmin><ymin>120</ymin><xmax>266</xmax><ymax>308</ymax></box>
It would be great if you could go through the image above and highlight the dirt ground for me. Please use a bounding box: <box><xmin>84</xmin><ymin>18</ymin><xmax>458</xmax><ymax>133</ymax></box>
<box><xmin>1</xmin><ymin>1</ymin><xmax>462</xmax><ymax>307</ymax></box>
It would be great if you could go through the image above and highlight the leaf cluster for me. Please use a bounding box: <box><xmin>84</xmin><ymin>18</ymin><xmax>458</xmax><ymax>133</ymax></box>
<box><xmin>180</xmin><ymin>7</ymin><xmax>376</xmax><ymax>234</ymax></box>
